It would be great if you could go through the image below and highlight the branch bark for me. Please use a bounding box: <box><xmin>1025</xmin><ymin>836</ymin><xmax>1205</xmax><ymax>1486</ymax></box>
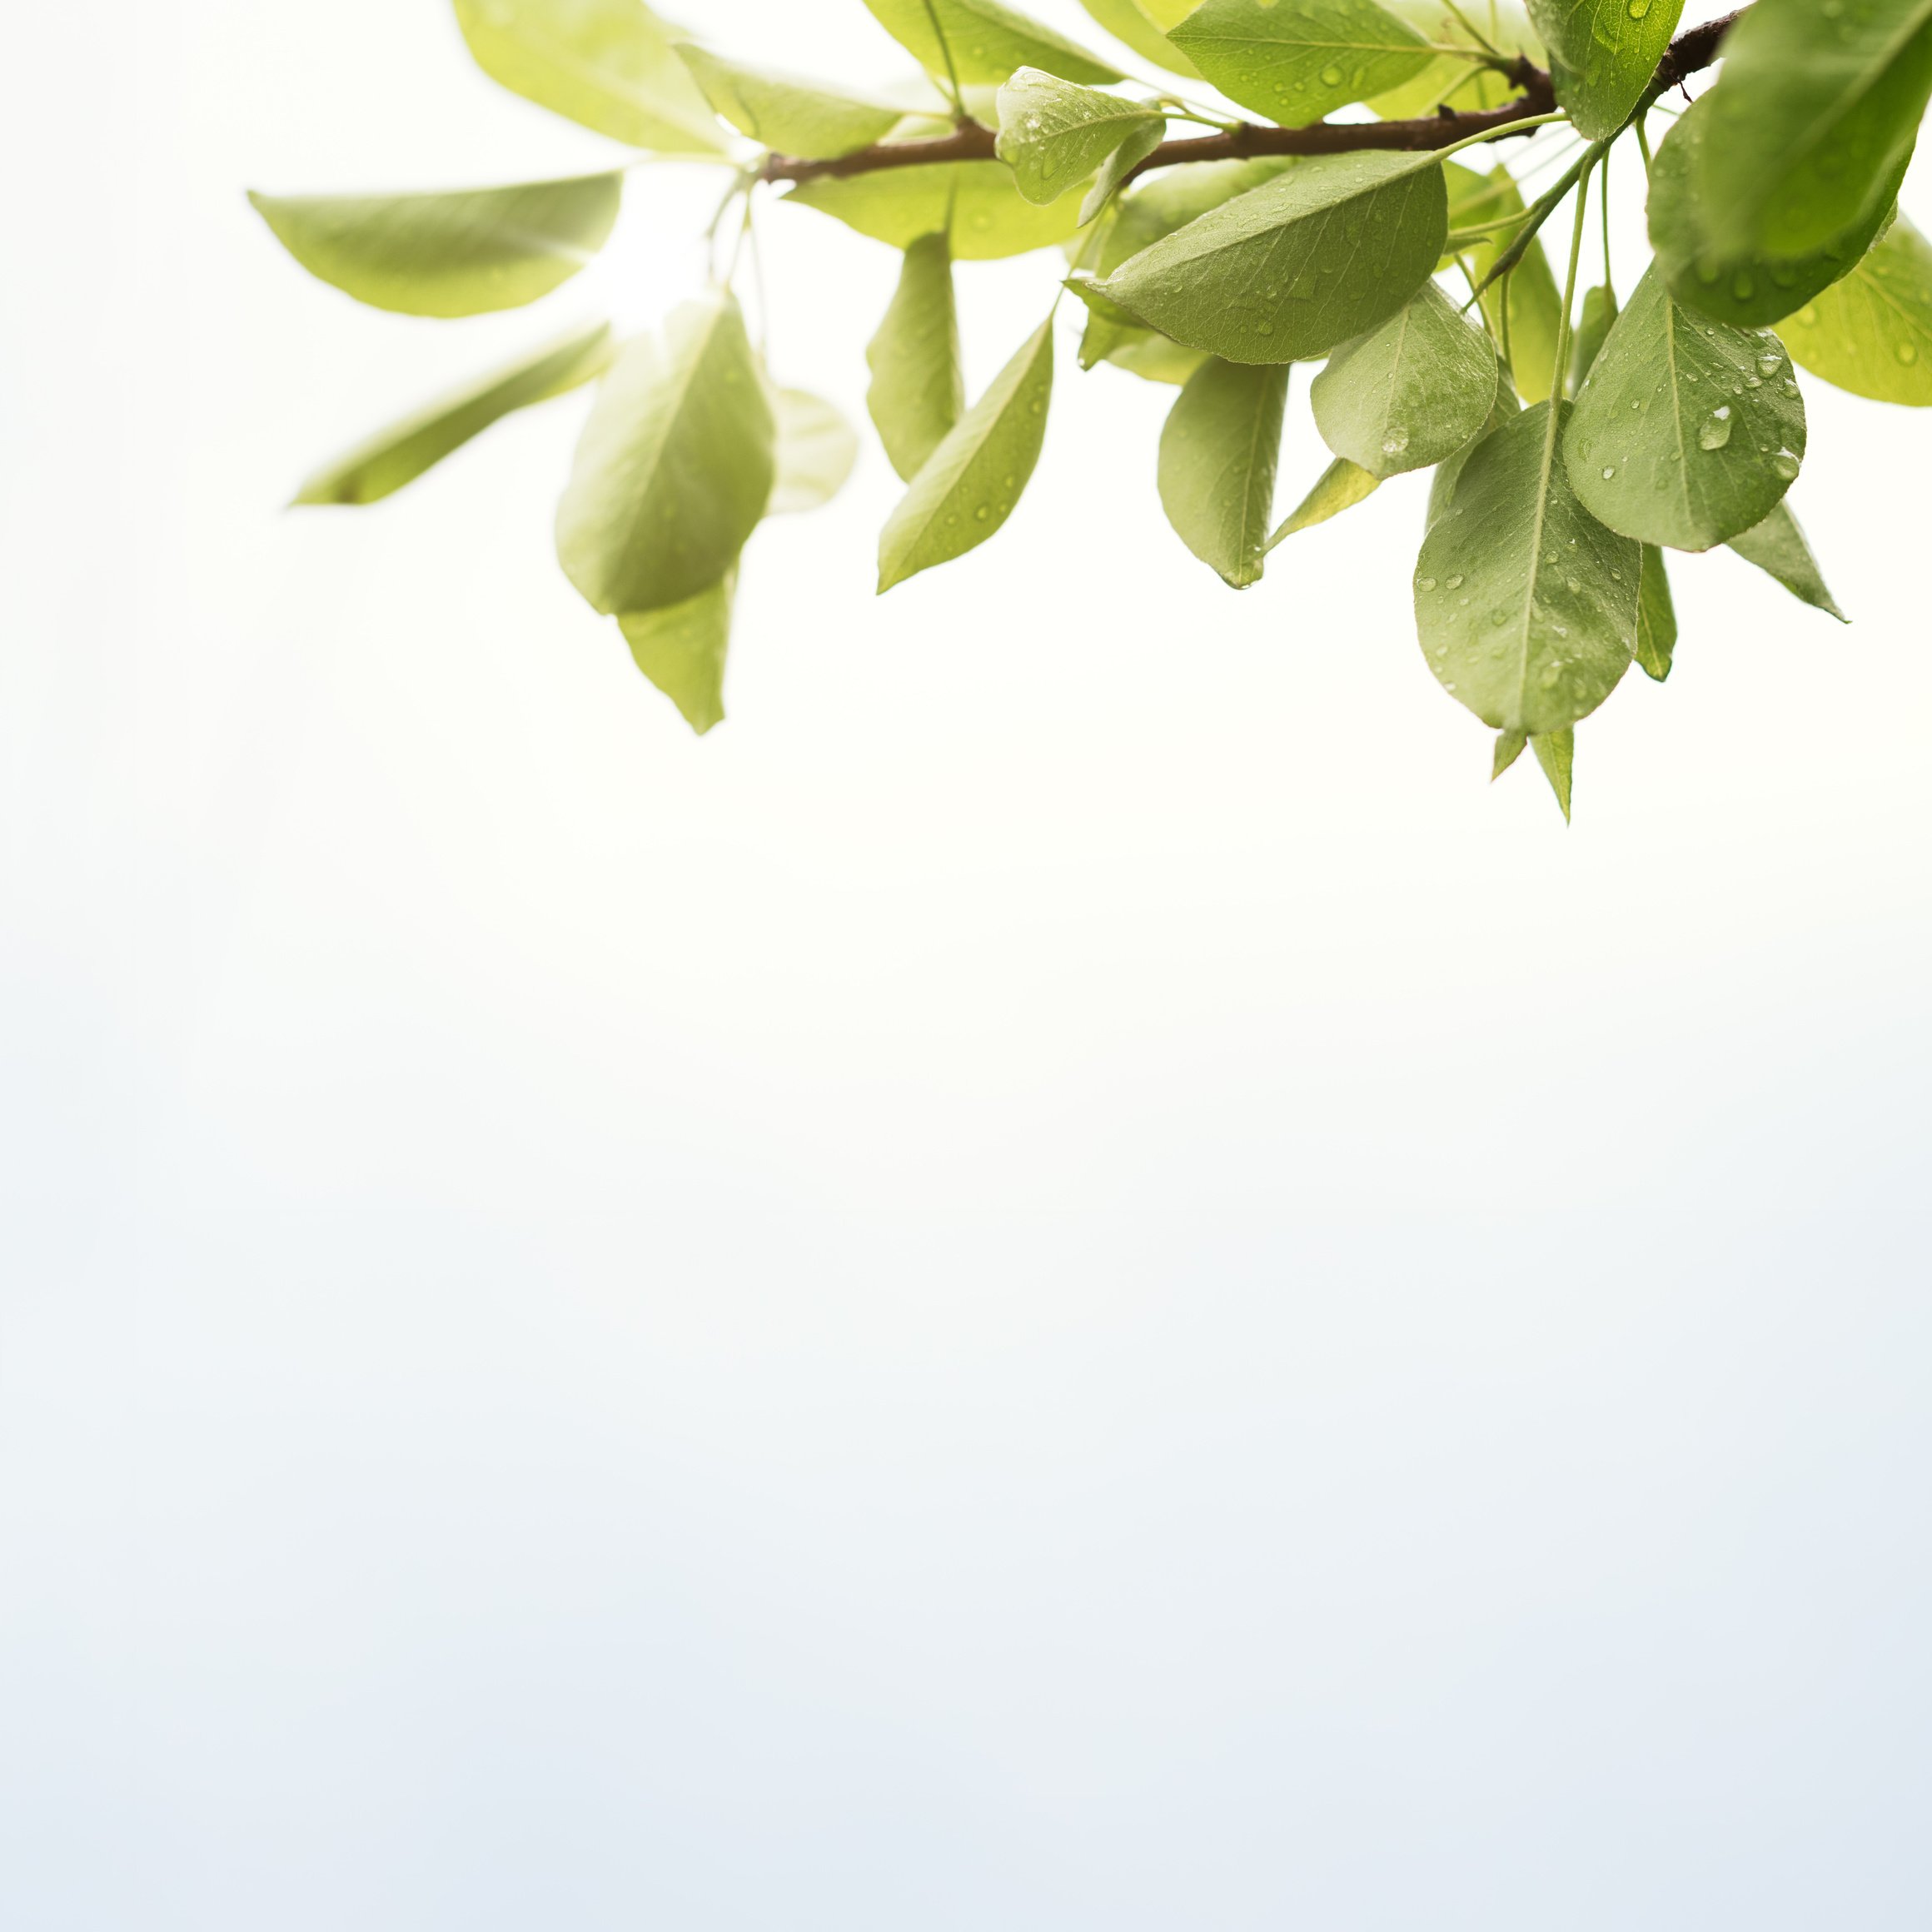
<box><xmin>758</xmin><ymin>9</ymin><xmax>1746</xmax><ymax>190</ymax></box>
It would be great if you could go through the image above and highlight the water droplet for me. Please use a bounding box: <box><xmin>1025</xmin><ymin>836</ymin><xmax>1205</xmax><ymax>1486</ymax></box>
<box><xmin>1446</xmin><ymin>574</ymin><xmax>1464</xmax><ymax>590</ymax></box>
<box><xmin>1699</xmin><ymin>407</ymin><xmax>1733</xmax><ymax>451</ymax></box>
<box><xmin>1899</xmin><ymin>341</ymin><xmax>1920</xmax><ymax>366</ymax></box>
<box><xmin>1628</xmin><ymin>0</ymin><xmax>1651</xmax><ymax>15</ymax></box>
<box><xmin>1772</xmin><ymin>449</ymin><xmax>1800</xmax><ymax>481</ymax></box>
<box><xmin>1382</xmin><ymin>429</ymin><xmax>1411</xmax><ymax>456</ymax></box>
<box><xmin>973</xmin><ymin>505</ymin><xmax>989</xmax><ymax>521</ymax></box>
<box><xmin>1601</xmin><ymin>466</ymin><xmax>1616</xmax><ymax>480</ymax></box>
<box><xmin>1757</xmin><ymin>351</ymin><xmax>1783</xmax><ymax>376</ymax></box>
<box><xmin>1418</xmin><ymin>576</ymin><xmax>1437</xmax><ymax>591</ymax></box>
<box><xmin>1320</xmin><ymin>62</ymin><xmax>1345</xmax><ymax>87</ymax></box>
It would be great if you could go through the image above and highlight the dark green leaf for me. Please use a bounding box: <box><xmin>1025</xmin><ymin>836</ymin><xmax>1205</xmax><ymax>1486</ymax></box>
<box><xmin>1780</xmin><ymin>212</ymin><xmax>1932</xmax><ymax>404</ymax></box>
<box><xmin>1158</xmin><ymin>360</ymin><xmax>1291</xmax><ymax>586</ymax></box>
<box><xmin>620</xmin><ymin>570</ymin><xmax>734</xmax><ymax>735</ymax></box>
<box><xmin>1525</xmin><ymin>0</ymin><xmax>1684</xmax><ymax>139</ymax></box>
<box><xmin>1168</xmin><ymin>0</ymin><xmax>1434</xmax><ymax>125</ymax></box>
<box><xmin>1633</xmin><ymin>544</ymin><xmax>1677</xmax><ymax>678</ymax></box>
<box><xmin>861</xmin><ymin>0</ymin><xmax>1120</xmax><ymax>85</ymax></box>
<box><xmin>674</xmin><ymin>47</ymin><xmax>902</xmax><ymax>157</ymax></box>
<box><xmin>785</xmin><ymin>161</ymin><xmax>1090</xmax><ymax>257</ymax></box>
<box><xmin>1728</xmin><ymin>500</ymin><xmax>1848</xmax><ymax>620</ymax></box>
<box><xmin>868</xmin><ymin>232</ymin><xmax>965</xmax><ymax>480</ymax></box>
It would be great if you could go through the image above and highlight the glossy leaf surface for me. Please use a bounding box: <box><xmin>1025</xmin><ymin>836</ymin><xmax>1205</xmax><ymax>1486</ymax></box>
<box><xmin>1780</xmin><ymin>212</ymin><xmax>1932</xmax><ymax>404</ymax></box>
<box><xmin>861</xmin><ymin>0</ymin><xmax>1120</xmax><ymax>84</ymax></box>
<box><xmin>786</xmin><ymin>162</ymin><xmax>1089</xmax><ymax>256</ymax></box>
<box><xmin>675</xmin><ymin>47</ymin><xmax>901</xmax><ymax>157</ymax></box>
<box><xmin>1525</xmin><ymin>0</ymin><xmax>1684</xmax><ymax>139</ymax></box>
<box><xmin>1168</xmin><ymin>0</ymin><xmax>1434</xmax><ymax>125</ymax></box>
<box><xmin>867</xmin><ymin>233</ymin><xmax>966</xmax><ymax>480</ymax></box>
<box><xmin>1158</xmin><ymin>360</ymin><xmax>1291</xmax><ymax>586</ymax></box>
<box><xmin>620</xmin><ymin>571</ymin><xmax>735</xmax><ymax>735</ymax></box>
<box><xmin>1728</xmin><ymin>501</ymin><xmax>1848</xmax><ymax>620</ymax></box>
<box><xmin>994</xmin><ymin>67</ymin><xmax>1163</xmax><ymax>206</ymax></box>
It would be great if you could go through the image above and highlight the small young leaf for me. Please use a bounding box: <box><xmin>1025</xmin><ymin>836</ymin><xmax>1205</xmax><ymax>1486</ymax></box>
<box><xmin>250</xmin><ymin>175</ymin><xmax>621</xmax><ymax>317</ymax></box>
<box><xmin>1168</xmin><ymin>0</ymin><xmax>1435</xmax><ymax>124</ymax></box>
<box><xmin>1694</xmin><ymin>0</ymin><xmax>1932</xmax><ymax>260</ymax></box>
<box><xmin>1095</xmin><ymin>151</ymin><xmax>1449</xmax><ymax>364</ymax></box>
<box><xmin>1415</xmin><ymin>403</ymin><xmax>1639</xmax><ymax>735</ymax></box>
<box><xmin>1524</xmin><ymin>0</ymin><xmax>1684</xmax><ymax>140</ymax></box>
<box><xmin>673</xmin><ymin>47</ymin><xmax>903</xmax><ymax>158</ymax></box>
<box><xmin>1075</xmin><ymin>0</ymin><xmax>1203</xmax><ymax>77</ymax></box>
<box><xmin>1647</xmin><ymin>92</ymin><xmax>1909</xmax><ymax>330</ymax></box>
<box><xmin>878</xmin><ymin>318</ymin><xmax>1054</xmax><ymax>591</ymax></box>
<box><xmin>1566</xmin><ymin>264</ymin><xmax>1807</xmax><ymax>551</ymax></box>
<box><xmin>1311</xmin><ymin>280</ymin><xmax>1497</xmax><ymax>479</ymax></box>
<box><xmin>1158</xmin><ymin>360</ymin><xmax>1291</xmax><ymax>587</ymax></box>
<box><xmin>620</xmin><ymin>570</ymin><xmax>735</xmax><ymax>735</ymax></box>
<box><xmin>451</xmin><ymin>0</ymin><xmax>728</xmax><ymax>154</ymax></box>
<box><xmin>785</xmin><ymin>161</ymin><xmax>1090</xmax><ymax>257</ymax></box>
<box><xmin>293</xmin><ymin>323</ymin><xmax>613</xmax><ymax>506</ymax></box>
<box><xmin>1426</xmin><ymin>370</ymin><xmax>1520</xmax><ymax>527</ymax></box>
<box><xmin>1492</xmin><ymin>728</ymin><xmax>1527</xmax><ymax>779</ymax></box>
<box><xmin>1267</xmin><ymin>457</ymin><xmax>1380</xmax><ymax>545</ymax></box>
<box><xmin>555</xmin><ymin>291</ymin><xmax>775</xmax><ymax>615</ymax></box>
<box><xmin>868</xmin><ymin>232</ymin><xmax>965</xmax><ymax>480</ymax></box>
<box><xmin>1568</xmin><ymin>284</ymin><xmax>1617</xmax><ymax>391</ymax></box>
<box><xmin>1633</xmin><ymin>544</ymin><xmax>1678</xmax><ymax>679</ymax></box>
<box><xmin>993</xmin><ymin>67</ymin><xmax>1163</xmax><ymax>207</ymax></box>
<box><xmin>860</xmin><ymin>0</ymin><xmax>1120</xmax><ymax>85</ymax></box>
<box><xmin>1530</xmin><ymin>727</ymin><xmax>1573</xmax><ymax>822</ymax></box>
<box><xmin>769</xmin><ymin>389</ymin><xmax>859</xmax><ymax>515</ymax></box>
<box><xmin>1779</xmin><ymin>212</ymin><xmax>1932</xmax><ymax>405</ymax></box>
<box><xmin>1443</xmin><ymin>163</ymin><xmax>1564</xmax><ymax>403</ymax></box>
<box><xmin>1727</xmin><ymin>501</ymin><xmax>1849</xmax><ymax>620</ymax></box>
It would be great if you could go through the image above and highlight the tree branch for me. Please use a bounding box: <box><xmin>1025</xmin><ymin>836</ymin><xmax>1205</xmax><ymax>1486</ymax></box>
<box><xmin>758</xmin><ymin>8</ymin><xmax>1747</xmax><ymax>191</ymax></box>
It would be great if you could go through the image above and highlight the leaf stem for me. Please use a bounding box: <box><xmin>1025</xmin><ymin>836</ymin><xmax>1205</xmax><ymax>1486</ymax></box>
<box><xmin>919</xmin><ymin>0</ymin><xmax>966</xmax><ymax>117</ymax></box>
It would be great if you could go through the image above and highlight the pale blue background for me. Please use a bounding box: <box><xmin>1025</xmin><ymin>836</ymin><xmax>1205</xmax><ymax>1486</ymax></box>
<box><xmin>3</xmin><ymin>2</ymin><xmax>1929</xmax><ymax>1925</ymax></box>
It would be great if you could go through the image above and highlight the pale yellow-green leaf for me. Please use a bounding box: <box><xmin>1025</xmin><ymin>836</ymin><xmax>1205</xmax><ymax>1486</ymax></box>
<box><xmin>620</xmin><ymin>570</ymin><xmax>734</xmax><ymax>734</ymax></box>
<box><xmin>1170</xmin><ymin>0</ymin><xmax>1435</xmax><ymax>125</ymax></box>
<box><xmin>1075</xmin><ymin>0</ymin><xmax>1203</xmax><ymax>77</ymax></box>
<box><xmin>785</xmin><ymin>161</ymin><xmax>1092</xmax><ymax>258</ymax></box>
<box><xmin>861</xmin><ymin>0</ymin><xmax>1121</xmax><ymax>85</ymax></box>
<box><xmin>1443</xmin><ymin>162</ymin><xmax>1562</xmax><ymax>403</ymax></box>
<box><xmin>1367</xmin><ymin>1</ymin><xmax>1542</xmax><ymax>119</ymax></box>
<box><xmin>674</xmin><ymin>46</ymin><xmax>902</xmax><ymax>158</ymax></box>
<box><xmin>769</xmin><ymin>388</ymin><xmax>859</xmax><ymax>515</ymax></box>
<box><xmin>868</xmin><ymin>232</ymin><xmax>966</xmax><ymax>480</ymax></box>
<box><xmin>1266</xmin><ymin>457</ymin><xmax>1381</xmax><ymax>545</ymax></box>
<box><xmin>995</xmin><ymin>67</ymin><xmax>1164</xmax><ymax>206</ymax></box>
<box><xmin>1780</xmin><ymin>212</ymin><xmax>1932</xmax><ymax>405</ymax></box>
<box><xmin>1531</xmin><ymin>726</ymin><xmax>1573</xmax><ymax>821</ymax></box>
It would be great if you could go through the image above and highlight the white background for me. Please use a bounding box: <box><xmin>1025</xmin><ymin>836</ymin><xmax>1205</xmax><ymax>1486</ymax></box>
<box><xmin>2</xmin><ymin>2</ymin><xmax>1928</xmax><ymax>1925</ymax></box>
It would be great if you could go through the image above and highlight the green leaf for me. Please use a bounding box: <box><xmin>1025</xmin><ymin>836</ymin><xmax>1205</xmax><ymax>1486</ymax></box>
<box><xmin>769</xmin><ymin>388</ymin><xmax>859</xmax><ymax>515</ymax></box>
<box><xmin>994</xmin><ymin>67</ymin><xmax>1163</xmax><ymax>206</ymax></box>
<box><xmin>1492</xmin><ymin>728</ymin><xmax>1527</xmax><ymax>778</ymax></box>
<box><xmin>784</xmin><ymin>160</ymin><xmax>1090</xmax><ymax>257</ymax></box>
<box><xmin>1415</xmin><ymin>402</ymin><xmax>1640</xmax><ymax>734</ymax></box>
<box><xmin>555</xmin><ymin>291</ymin><xmax>775</xmax><ymax>615</ymax></box>
<box><xmin>1158</xmin><ymin>360</ymin><xmax>1291</xmax><ymax>586</ymax></box>
<box><xmin>878</xmin><ymin>318</ymin><xmax>1054</xmax><ymax>591</ymax></box>
<box><xmin>1728</xmin><ymin>501</ymin><xmax>1849</xmax><ymax>621</ymax></box>
<box><xmin>1780</xmin><ymin>212</ymin><xmax>1932</xmax><ymax>405</ymax></box>
<box><xmin>1530</xmin><ymin>727</ymin><xmax>1573</xmax><ymax>822</ymax></box>
<box><xmin>249</xmin><ymin>175</ymin><xmax>621</xmax><ymax>317</ymax></box>
<box><xmin>1647</xmin><ymin>91</ymin><xmax>1909</xmax><ymax>330</ymax></box>
<box><xmin>1694</xmin><ymin>0</ymin><xmax>1932</xmax><ymax>259</ymax></box>
<box><xmin>1093</xmin><ymin>158</ymin><xmax>1301</xmax><ymax>273</ymax></box>
<box><xmin>1078</xmin><ymin>308</ymin><xmax>1208</xmax><ymax>383</ymax></box>
<box><xmin>867</xmin><ymin>232</ymin><xmax>965</xmax><ymax>480</ymax></box>
<box><xmin>1075</xmin><ymin>0</ymin><xmax>1203</xmax><ymax>77</ymax></box>
<box><xmin>1367</xmin><ymin>1</ymin><xmax>1543</xmax><ymax>119</ymax></box>
<box><xmin>1267</xmin><ymin>456</ymin><xmax>1381</xmax><ymax>544</ymax></box>
<box><xmin>451</xmin><ymin>0</ymin><xmax>727</xmax><ymax>153</ymax></box>
<box><xmin>1426</xmin><ymin>368</ymin><xmax>1520</xmax><ymax>526</ymax></box>
<box><xmin>1566</xmin><ymin>264</ymin><xmax>1808</xmax><ymax>551</ymax></box>
<box><xmin>619</xmin><ymin>570</ymin><xmax>735</xmax><ymax>735</ymax></box>
<box><xmin>1443</xmin><ymin>163</ymin><xmax>1563</xmax><ymax>403</ymax></box>
<box><xmin>1311</xmin><ymin>279</ymin><xmax>1496</xmax><ymax>479</ymax></box>
<box><xmin>1169</xmin><ymin>0</ymin><xmax>1435</xmax><ymax>125</ymax></box>
<box><xmin>1095</xmin><ymin>151</ymin><xmax>1449</xmax><ymax>364</ymax></box>
<box><xmin>1524</xmin><ymin>0</ymin><xmax>1683</xmax><ymax>140</ymax></box>
<box><xmin>1568</xmin><ymin>283</ymin><xmax>1616</xmax><ymax>391</ymax></box>
<box><xmin>673</xmin><ymin>47</ymin><xmax>902</xmax><ymax>157</ymax></box>
<box><xmin>292</xmin><ymin>323</ymin><xmax>612</xmax><ymax>506</ymax></box>
<box><xmin>1078</xmin><ymin>122</ymin><xmax>1168</xmax><ymax>226</ymax></box>
<box><xmin>860</xmin><ymin>0</ymin><xmax>1120</xmax><ymax>85</ymax></box>
<box><xmin>1633</xmin><ymin>544</ymin><xmax>1677</xmax><ymax>679</ymax></box>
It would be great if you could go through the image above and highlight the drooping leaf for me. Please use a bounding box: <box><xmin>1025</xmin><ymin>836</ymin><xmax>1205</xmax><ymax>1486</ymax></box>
<box><xmin>1426</xmin><ymin>369</ymin><xmax>1520</xmax><ymax>525</ymax></box>
<box><xmin>673</xmin><ymin>47</ymin><xmax>902</xmax><ymax>157</ymax></box>
<box><xmin>1075</xmin><ymin>0</ymin><xmax>1203</xmax><ymax>77</ymax></box>
<box><xmin>1078</xmin><ymin>307</ymin><xmax>1208</xmax><ymax>383</ymax></box>
<box><xmin>1566</xmin><ymin>265</ymin><xmax>1807</xmax><ymax>551</ymax></box>
<box><xmin>868</xmin><ymin>232</ymin><xmax>965</xmax><ymax>480</ymax></box>
<box><xmin>860</xmin><ymin>0</ymin><xmax>1120</xmax><ymax>85</ymax></box>
<box><xmin>769</xmin><ymin>388</ymin><xmax>859</xmax><ymax>515</ymax></box>
<box><xmin>1524</xmin><ymin>0</ymin><xmax>1684</xmax><ymax>140</ymax></box>
<box><xmin>1158</xmin><ymin>360</ymin><xmax>1291</xmax><ymax>586</ymax></box>
<box><xmin>1779</xmin><ymin>212</ymin><xmax>1932</xmax><ymax>405</ymax></box>
<box><xmin>785</xmin><ymin>161</ymin><xmax>1090</xmax><ymax>257</ymax></box>
<box><xmin>619</xmin><ymin>570</ymin><xmax>735</xmax><ymax>734</ymax></box>
<box><xmin>451</xmin><ymin>0</ymin><xmax>727</xmax><ymax>153</ymax></box>
<box><xmin>1632</xmin><ymin>544</ymin><xmax>1677</xmax><ymax>679</ymax></box>
<box><xmin>1443</xmin><ymin>162</ymin><xmax>1563</xmax><ymax>403</ymax></box>
<box><xmin>1368</xmin><ymin>1</ymin><xmax>1543</xmax><ymax>119</ymax></box>
<box><xmin>1569</xmin><ymin>283</ymin><xmax>1617</xmax><ymax>390</ymax></box>
<box><xmin>1415</xmin><ymin>403</ymin><xmax>1640</xmax><ymax>734</ymax></box>
<box><xmin>1267</xmin><ymin>457</ymin><xmax>1381</xmax><ymax>544</ymax></box>
<box><xmin>1492</xmin><ymin>728</ymin><xmax>1527</xmax><ymax>778</ymax></box>
<box><xmin>1078</xmin><ymin>122</ymin><xmax>1168</xmax><ymax>225</ymax></box>
<box><xmin>1647</xmin><ymin>92</ymin><xmax>1910</xmax><ymax>330</ymax></box>
<box><xmin>249</xmin><ymin>175</ymin><xmax>621</xmax><ymax>317</ymax></box>
<box><xmin>292</xmin><ymin>324</ymin><xmax>611</xmax><ymax>507</ymax></box>
<box><xmin>1311</xmin><ymin>279</ymin><xmax>1497</xmax><ymax>478</ymax></box>
<box><xmin>1168</xmin><ymin>0</ymin><xmax>1434</xmax><ymax>123</ymax></box>
<box><xmin>1531</xmin><ymin>726</ymin><xmax>1574</xmax><ymax>821</ymax></box>
<box><xmin>994</xmin><ymin>67</ymin><xmax>1163</xmax><ymax>206</ymax></box>
<box><xmin>878</xmin><ymin>318</ymin><xmax>1054</xmax><ymax>591</ymax></box>
<box><xmin>555</xmin><ymin>291</ymin><xmax>775</xmax><ymax>615</ymax></box>
<box><xmin>1727</xmin><ymin>501</ymin><xmax>1849</xmax><ymax>620</ymax></box>
<box><xmin>1694</xmin><ymin>0</ymin><xmax>1932</xmax><ymax>259</ymax></box>
<box><xmin>1095</xmin><ymin>150</ymin><xmax>1449</xmax><ymax>364</ymax></box>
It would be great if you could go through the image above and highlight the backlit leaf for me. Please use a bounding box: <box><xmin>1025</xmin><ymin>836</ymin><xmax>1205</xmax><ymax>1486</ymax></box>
<box><xmin>1267</xmin><ymin>457</ymin><xmax>1380</xmax><ymax>544</ymax></box>
<box><xmin>861</xmin><ymin>0</ymin><xmax>1120</xmax><ymax>85</ymax></box>
<box><xmin>1633</xmin><ymin>544</ymin><xmax>1677</xmax><ymax>678</ymax></box>
<box><xmin>868</xmin><ymin>232</ymin><xmax>966</xmax><ymax>480</ymax></box>
<box><xmin>1368</xmin><ymin>1</ymin><xmax>1543</xmax><ymax>118</ymax></box>
<box><xmin>1443</xmin><ymin>163</ymin><xmax>1563</xmax><ymax>402</ymax></box>
<box><xmin>1095</xmin><ymin>159</ymin><xmax>1302</xmax><ymax>275</ymax></box>
<box><xmin>1076</xmin><ymin>0</ymin><xmax>1203</xmax><ymax>77</ymax></box>
<box><xmin>785</xmin><ymin>161</ymin><xmax>1090</xmax><ymax>257</ymax></box>
<box><xmin>1728</xmin><ymin>500</ymin><xmax>1848</xmax><ymax>620</ymax></box>
<box><xmin>451</xmin><ymin>0</ymin><xmax>727</xmax><ymax>153</ymax></box>
<box><xmin>1095</xmin><ymin>150</ymin><xmax>1449</xmax><ymax>363</ymax></box>
<box><xmin>556</xmin><ymin>291</ymin><xmax>774</xmax><ymax>615</ymax></box>
<box><xmin>293</xmin><ymin>323</ymin><xmax>612</xmax><ymax>506</ymax></box>
<box><xmin>1524</xmin><ymin>0</ymin><xmax>1684</xmax><ymax>140</ymax></box>
<box><xmin>994</xmin><ymin>67</ymin><xmax>1163</xmax><ymax>206</ymax></box>
<box><xmin>878</xmin><ymin>318</ymin><xmax>1054</xmax><ymax>591</ymax></box>
<box><xmin>620</xmin><ymin>570</ymin><xmax>734</xmax><ymax>734</ymax></box>
<box><xmin>674</xmin><ymin>47</ymin><xmax>902</xmax><ymax>158</ymax></box>
<box><xmin>1492</xmin><ymin>728</ymin><xmax>1527</xmax><ymax>778</ymax></box>
<box><xmin>1531</xmin><ymin>726</ymin><xmax>1573</xmax><ymax>821</ymax></box>
<box><xmin>1170</xmin><ymin>0</ymin><xmax>1435</xmax><ymax>124</ymax></box>
<box><xmin>1158</xmin><ymin>360</ymin><xmax>1291</xmax><ymax>586</ymax></box>
<box><xmin>1566</xmin><ymin>265</ymin><xmax>1807</xmax><ymax>550</ymax></box>
<box><xmin>769</xmin><ymin>388</ymin><xmax>859</xmax><ymax>515</ymax></box>
<box><xmin>1312</xmin><ymin>279</ymin><xmax>1496</xmax><ymax>478</ymax></box>
<box><xmin>250</xmin><ymin>175</ymin><xmax>620</xmax><ymax>317</ymax></box>
<box><xmin>1779</xmin><ymin>212</ymin><xmax>1932</xmax><ymax>404</ymax></box>
<box><xmin>1415</xmin><ymin>402</ymin><xmax>1639</xmax><ymax>734</ymax></box>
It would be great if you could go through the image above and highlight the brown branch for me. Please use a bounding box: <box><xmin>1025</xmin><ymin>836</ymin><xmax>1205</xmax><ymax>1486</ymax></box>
<box><xmin>758</xmin><ymin>8</ymin><xmax>1747</xmax><ymax>192</ymax></box>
